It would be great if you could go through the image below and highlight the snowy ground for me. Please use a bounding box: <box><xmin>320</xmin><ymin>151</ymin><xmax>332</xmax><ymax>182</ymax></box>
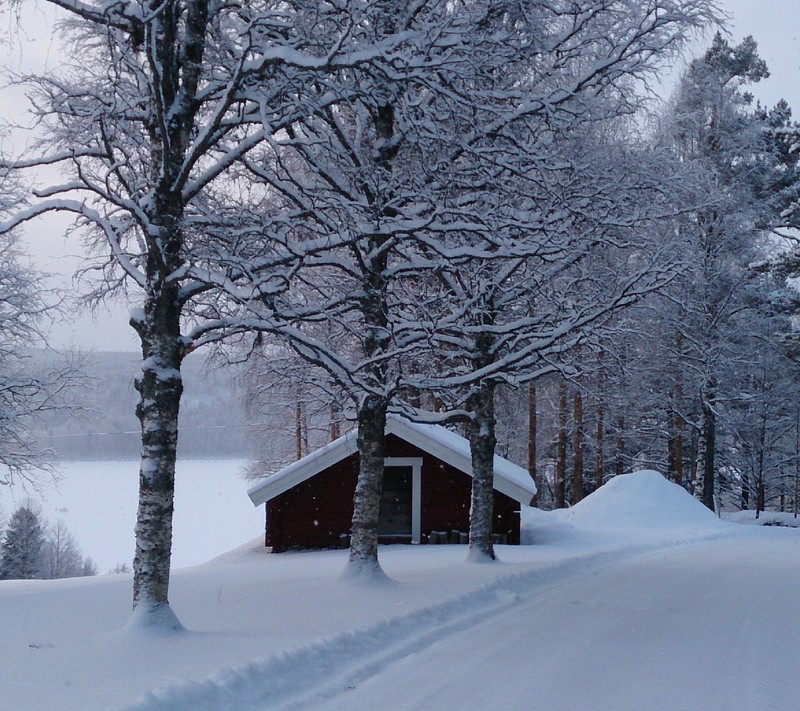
<box><xmin>1</xmin><ymin>469</ymin><xmax>799</xmax><ymax>711</ymax></box>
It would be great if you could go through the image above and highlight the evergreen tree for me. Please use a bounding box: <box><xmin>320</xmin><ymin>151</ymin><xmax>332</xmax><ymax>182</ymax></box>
<box><xmin>0</xmin><ymin>503</ymin><xmax>45</xmax><ymax>580</ymax></box>
<box><xmin>659</xmin><ymin>34</ymin><xmax>773</xmax><ymax>509</ymax></box>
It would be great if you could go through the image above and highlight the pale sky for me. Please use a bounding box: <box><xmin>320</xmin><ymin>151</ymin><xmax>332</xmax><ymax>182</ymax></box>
<box><xmin>705</xmin><ymin>0</ymin><xmax>799</xmax><ymax>111</ymax></box>
<box><xmin>2</xmin><ymin>0</ymin><xmax>798</xmax><ymax>352</ymax></box>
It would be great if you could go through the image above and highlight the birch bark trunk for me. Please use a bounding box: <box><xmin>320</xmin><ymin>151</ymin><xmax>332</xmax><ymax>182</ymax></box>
<box><xmin>345</xmin><ymin>87</ymin><xmax>396</xmax><ymax>576</ymax></box>
<box><xmin>345</xmin><ymin>243</ymin><xmax>390</xmax><ymax>576</ymax></box>
<box><xmin>467</xmin><ymin>380</ymin><xmax>497</xmax><ymax>561</ymax></box>
<box><xmin>348</xmin><ymin>397</ymin><xmax>388</xmax><ymax>575</ymax></box>
<box><xmin>127</xmin><ymin>0</ymin><xmax>210</xmax><ymax>627</ymax></box>
<box><xmin>130</xmin><ymin>283</ymin><xmax>185</xmax><ymax>627</ymax></box>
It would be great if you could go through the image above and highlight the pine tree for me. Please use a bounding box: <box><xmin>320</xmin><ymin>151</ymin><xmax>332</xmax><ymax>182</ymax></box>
<box><xmin>0</xmin><ymin>504</ymin><xmax>45</xmax><ymax>580</ymax></box>
<box><xmin>661</xmin><ymin>34</ymin><xmax>774</xmax><ymax>509</ymax></box>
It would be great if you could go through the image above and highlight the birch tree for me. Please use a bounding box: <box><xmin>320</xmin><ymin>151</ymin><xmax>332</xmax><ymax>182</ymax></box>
<box><xmin>0</xmin><ymin>171</ymin><xmax>78</xmax><ymax>484</ymax></box>
<box><xmin>42</xmin><ymin>519</ymin><xmax>96</xmax><ymax>579</ymax></box>
<box><xmin>1</xmin><ymin>0</ymin><xmax>411</xmax><ymax>624</ymax></box>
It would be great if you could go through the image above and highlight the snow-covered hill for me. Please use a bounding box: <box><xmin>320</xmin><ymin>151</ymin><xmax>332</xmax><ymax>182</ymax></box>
<box><xmin>1</xmin><ymin>471</ymin><xmax>798</xmax><ymax>711</ymax></box>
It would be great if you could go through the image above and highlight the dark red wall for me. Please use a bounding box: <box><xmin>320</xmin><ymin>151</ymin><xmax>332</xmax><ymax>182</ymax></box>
<box><xmin>266</xmin><ymin>434</ymin><xmax>521</xmax><ymax>552</ymax></box>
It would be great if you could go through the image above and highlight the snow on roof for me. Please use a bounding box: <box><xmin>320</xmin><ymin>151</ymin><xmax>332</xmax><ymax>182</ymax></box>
<box><xmin>247</xmin><ymin>415</ymin><xmax>536</xmax><ymax>507</ymax></box>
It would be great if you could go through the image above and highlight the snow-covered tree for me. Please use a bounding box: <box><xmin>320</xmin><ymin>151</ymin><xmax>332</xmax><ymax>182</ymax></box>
<box><xmin>221</xmin><ymin>0</ymin><xmax>721</xmax><ymax>567</ymax></box>
<box><xmin>1</xmin><ymin>0</ymin><xmax>414</xmax><ymax>622</ymax></box>
<box><xmin>42</xmin><ymin>519</ymin><xmax>97</xmax><ymax>579</ymax></box>
<box><xmin>654</xmin><ymin>34</ymin><xmax>788</xmax><ymax>509</ymax></box>
<box><xmin>0</xmin><ymin>502</ymin><xmax>45</xmax><ymax>579</ymax></box>
<box><xmin>0</xmin><ymin>171</ymin><xmax>81</xmax><ymax>484</ymax></box>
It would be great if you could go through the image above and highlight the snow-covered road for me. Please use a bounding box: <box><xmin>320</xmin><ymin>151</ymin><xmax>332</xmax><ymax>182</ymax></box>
<box><xmin>285</xmin><ymin>533</ymin><xmax>800</xmax><ymax>711</ymax></box>
<box><xmin>121</xmin><ymin>526</ymin><xmax>800</xmax><ymax>711</ymax></box>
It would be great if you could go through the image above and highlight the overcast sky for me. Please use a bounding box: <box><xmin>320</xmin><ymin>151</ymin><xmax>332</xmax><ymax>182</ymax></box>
<box><xmin>708</xmin><ymin>0</ymin><xmax>799</xmax><ymax>110</ymax></box>
<box><xmin>4</xmin><ymin>0</ymin><xmax>799</xmax><ymax>353</ymax></box>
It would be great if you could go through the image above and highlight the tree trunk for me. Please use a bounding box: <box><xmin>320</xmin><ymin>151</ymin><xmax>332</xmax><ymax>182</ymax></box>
<box><xmin>667</xmin><ymin>409</ymin><xmax>684</xmax><ymax>486</ymax></box>
<box><xmin>668</xmin><ymin>335</ymin><xmax>685</xmax><ymax>486</ymax></box>
<box><xmin>130</xmin><ymin>282</ymin><xmax>185</xmax><ymax>630</ymax></box>
<box><xmin>346</xmin><ymin>270</ymin><xmax>390</xmax><ymax>576</ymax></box>
<box><xmin>468</xmin><ymin>381</ymin><xmax>497</xmax><ymax>561</ymax></box>
<box><xmin>347</xmin><ymin>396</ymin><xmax>388</xmax><ymax>576</ymax></box>
<box><xmin>594</xmin><ymin>401</ymin><xmax>604</xmax><ymax>493</ymax></box>
<box><xmin>689</xmin><ymin>418</ymin><xmax>699</xmax><ymax>493</ymax></box>
<box><xmin>740</xmin><ymin>468</ymin><xmax>750</xmax><ymax>510</ymax></box>
<box><xmin>295</xmin><ymin>394</ymin><xmax>304</xmax><ymax>461</ymax></box>
<box><xmin>701</xmin><ymin>387</ymin><xmax>716</xmax><ymax>511</ymax></box>
<box><xmin>347</xmin><ymin>231</ymin><xmax>390</xmax><ymax>576</ymax></box>
<box><xmin>330</xmin><ymin>400</ymin><xmax>341</xmax><ymax>441</ymax></box>
<box><xmin>756</xmin><ymin>481</ymin><xmax>765</xmax><ymax>516</ymax></box>
<box><xmin>527</xmin><ymin>382</ymin><xmax>539</xmax><ymax>506</ymax></box>
<box><xmin>571</xmin><ymin>391</ymin><xmax>584</xmax><ymax>504</ymax></box>
<box><xmin>755</xmin><ymin>408</ymin><xmax>767</xmax><ymax>514</ymax></box>
<box><xmin>345</xmin><ymin>83</ymin><xmax>396</xmax><ymax>576</ymax></box>
<box><xmin>795</xmin><ymin>409</ymin><xmax>799</xmax><ymax>519</ymax></box>
<box><xmin>126</xmin><ymin>0</ymin><xmax>210</xmax><ymax>630</ymax></box>
<box><xmin>554</xmin><ymin>381</ymin><xmax>568</xmax><ymax>508</ymax></box>
<box><xmin>615</xmin><ymin>415</ymin><xmax>625</xmax><ymax>477</ymax></box>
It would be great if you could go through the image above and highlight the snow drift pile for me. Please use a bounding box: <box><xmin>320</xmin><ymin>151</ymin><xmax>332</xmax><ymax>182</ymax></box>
<box><xmin>555</xmin><ymin>470</ymin><xmax>725</xmax><ymax>531</ymax></box>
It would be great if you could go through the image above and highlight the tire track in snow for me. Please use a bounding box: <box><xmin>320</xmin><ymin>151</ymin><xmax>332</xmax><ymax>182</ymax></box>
<box><xmin>119</xmin><ymin>531</ymin><xmax>728</xmax><ymax>711</ymax></box>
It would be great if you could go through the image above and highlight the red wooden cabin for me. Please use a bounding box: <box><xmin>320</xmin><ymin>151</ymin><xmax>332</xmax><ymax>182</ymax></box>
<box><xmin>247</xmin><ymin>415</ymin><xmax>536</xmax><ymax>552</ymax></box>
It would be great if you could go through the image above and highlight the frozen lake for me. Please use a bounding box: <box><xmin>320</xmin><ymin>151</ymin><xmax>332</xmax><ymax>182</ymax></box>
<box><xmin>0</xmin><ymin>459</ymin><xmax>264</xmax><ymax>574</ymax></box>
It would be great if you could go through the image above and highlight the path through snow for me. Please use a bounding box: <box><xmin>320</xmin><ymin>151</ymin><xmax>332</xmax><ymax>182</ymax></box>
<box><xmin>120</xmin><ymin>528</ymin><xmax>799</xmax><ymax>711</ymax></box>
<box><xmin>305</xmin><ymin>532</ymin><xmax>800</xmax><ymax>711</ymax></box>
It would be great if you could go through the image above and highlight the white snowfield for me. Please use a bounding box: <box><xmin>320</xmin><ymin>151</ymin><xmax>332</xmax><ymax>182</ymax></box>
<box><xmin>2</xmin><ymin>470</ymin><xmax>799</xmax><ymax>711</ymax></box>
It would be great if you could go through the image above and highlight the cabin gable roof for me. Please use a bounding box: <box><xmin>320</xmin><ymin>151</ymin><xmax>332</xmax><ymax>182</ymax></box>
<box><xmin>247</xmin><ymin>415</ymin><xmax>536</xmax><ymax>507</ymax></box>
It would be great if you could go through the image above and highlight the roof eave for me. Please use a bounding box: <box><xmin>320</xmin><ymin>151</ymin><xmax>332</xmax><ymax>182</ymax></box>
<box><xmin>247</xmin><ymin>431</ymin><xmax>359</xmax><ymax>506</ymax></box>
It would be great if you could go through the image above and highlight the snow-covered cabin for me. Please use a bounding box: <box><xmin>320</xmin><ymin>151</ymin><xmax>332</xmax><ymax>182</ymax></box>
<box><xmin>247</xmin><ymin>415</ymin><xmax>536</xmax><ymax>552</ymax></box>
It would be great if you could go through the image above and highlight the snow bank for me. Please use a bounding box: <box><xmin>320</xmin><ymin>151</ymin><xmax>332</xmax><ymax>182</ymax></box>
<box><xmin>724</xmin><ymin>509</ymin><xmax>800</xmax><ymax>528</ymax></box>
<box><xmin>555</xmin><ymin>470</ymin><xmax>725</xmax><ymax>531</ymax></box>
